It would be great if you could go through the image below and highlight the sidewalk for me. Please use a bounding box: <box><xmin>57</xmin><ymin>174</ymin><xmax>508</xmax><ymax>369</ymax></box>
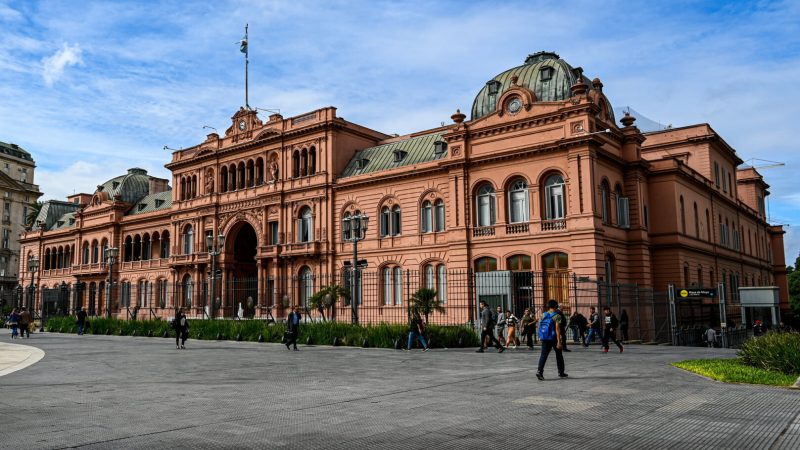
<box><xmin>0</xmin><ymin>339</ymin><xmax>45</xmax><ymax>377</ymax></box>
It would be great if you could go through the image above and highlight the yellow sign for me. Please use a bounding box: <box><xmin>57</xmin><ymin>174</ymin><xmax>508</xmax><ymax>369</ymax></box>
<box><xmin>679</xmin><ymin>289</ymin><xmax>689</xmax><ymax>298</ymax></box>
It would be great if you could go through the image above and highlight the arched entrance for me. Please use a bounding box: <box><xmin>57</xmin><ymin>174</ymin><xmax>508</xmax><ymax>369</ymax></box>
<box><xmin>224</xmin><ymin>221</ymin><xmax>258</xmax><ymax>317</ymax></box>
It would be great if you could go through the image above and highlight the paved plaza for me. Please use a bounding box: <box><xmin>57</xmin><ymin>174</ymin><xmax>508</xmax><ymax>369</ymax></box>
<box><xmin>1</xmin><ymin>331</ymin><xmax>799</xmax><ymax>449</ymax></box>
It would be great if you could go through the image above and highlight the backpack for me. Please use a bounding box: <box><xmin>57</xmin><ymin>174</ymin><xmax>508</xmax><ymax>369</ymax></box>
<box><xmin>538</xmin><ymin>311</ymin><xmax>557</xmax><ymax>341</ymax></box>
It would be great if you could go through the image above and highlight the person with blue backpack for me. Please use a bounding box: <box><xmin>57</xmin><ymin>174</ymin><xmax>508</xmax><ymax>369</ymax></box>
<box><xmin>536</xmin><ymin>299</ymin><xmax>567</xmax><ymax>381</ymax></box>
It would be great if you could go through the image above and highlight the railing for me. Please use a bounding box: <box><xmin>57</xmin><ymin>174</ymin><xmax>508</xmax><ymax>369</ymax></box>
<box><xmin>541</xmin><ymin>219</ymin><xmax>566</xmax><ymax>231</ymax></box>
<box><xmin>506</xmin><ymin>223</ymin><xmax>529</xmax><ymax>234</ymax></box>
<box><xmin>120</xmin><ymin>259</ymin><xmax>170</xmax><ymax>270</ymax></box>
<box><xmin>284</xmin><ymin>241</ymin><xmax>320</xmax><ymax>255</ymax></box>
<box><xmin>472</xmin><ymin>226</ymin><xmax>495</xmax><ymax>237</ymax></box>
<box><xmin>258</xmin><ymin>245</ymin><xmax>281</xmax><ymax>258</ymax></box>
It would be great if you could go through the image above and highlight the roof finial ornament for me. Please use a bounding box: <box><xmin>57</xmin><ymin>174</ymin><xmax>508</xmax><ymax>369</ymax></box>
<box><xmin>510</xmin><ymin>74</ymin><xmax>519</xmax><ymax>86</ymax></box>
<box><xmin>570</xmin><ymin>70</ymin><xmax>588</xmax><ymax>96</ymax></box>
<box><xmin>451</xmin><ymin>109</ymin><xmax>466</xmax><ymax>124</ymax></box>
<box><xmin>620</xmin><ymin>109</ymin><xmax>637</xmax><ymax>128</ymax></box>
<box><xmin>592</xmin><ymin>78</ymin><xmax>603</xmax><ymax>92</ymax></box>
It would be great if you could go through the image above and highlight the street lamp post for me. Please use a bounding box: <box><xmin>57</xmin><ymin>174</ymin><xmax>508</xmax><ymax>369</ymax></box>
<box><xmin>342</xmin><ymin>213</ymin><xmax>368</xmax><ymax>324</ymax></box>
<box><xmin>105</xmin><ymin>247</ymin><xmax>118</xmax><ymax>318</ymax></box>
<box><xmin>27</xmin><ymin>256</ymin><xmax>38</xmax><ymax>326</ymax></box>
<box><xmin>206</xmin><ymin>233</ymin><xmax>225</xmax><ymax>319</ymax></box>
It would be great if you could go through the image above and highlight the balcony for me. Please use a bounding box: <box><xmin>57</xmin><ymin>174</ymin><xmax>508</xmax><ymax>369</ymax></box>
<box><xmin>541</xmin><ymin>219</ymin><xmax>566</xmax><ymax>232</ymax></box>
<box><xmin>472</xmin><ymin>226</ymin><xmax>496</xmax><ymax>238</ymax></box>
<box><xmin>506</xmin><ymin>223</ymin><xmax>530</xmax><ymax>234</ymax></box>
<box><xmin>120</xmin><ymin>259</ymin><xmax>170</xmax><ymax>270</ymax></box>
<box><xmin>170</xmin><ymin>253</ymin><xmax>209</xmax><ymax>266</ymax></box>
<box><xmin>258</xmin><ymin>245</ymin><xmax>282</xmax><ymax>259</ymax></box>
<box><xmin>72</xmin><ymin>263</ymin><xmax>106</xmax><ymax>275</ymax></box>
<box><xmin>283</xmin><ymin>241</ymin><xmax>320</xmax><ymax>256</ymax></box>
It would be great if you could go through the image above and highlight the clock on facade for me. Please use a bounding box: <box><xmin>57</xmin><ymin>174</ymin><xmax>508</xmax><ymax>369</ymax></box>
<box><xmin>238</xmin><ymin>120</ymin><xmax>246</xmax><ymax>131</ymax></box>
<box><xmin>507</xmin><ymin>97</ymin><xmax>522</xmax><ymax>114</ymax></box>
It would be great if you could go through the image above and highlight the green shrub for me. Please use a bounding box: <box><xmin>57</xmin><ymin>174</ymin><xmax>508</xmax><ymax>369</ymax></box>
<box><xmin>738</xmin><ymin>331</ymin><xmax>800</xmax><ymax>375</ymax></box>
<box><xmin>673</xmin><ymin>359</ymin><xmax>798</xmax><ymax>386</ymax></box>
<box><xmin>41</xmin><ymin>316</ymin><xmax>478</xmax><ymax>349</ymax></box>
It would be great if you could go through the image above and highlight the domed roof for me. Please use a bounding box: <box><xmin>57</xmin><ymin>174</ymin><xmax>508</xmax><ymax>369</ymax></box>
<box><xmin>95</xmin><ymin>168</ymin><xmax>153</xmax><ymax>204</ymax></box>
<box><xmin>471</xmin><ymin>51</ymin><xmax>591</xmax><ymax>120</ymax></box>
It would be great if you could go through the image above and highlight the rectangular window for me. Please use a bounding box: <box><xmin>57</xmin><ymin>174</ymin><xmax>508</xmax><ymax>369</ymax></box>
<box><xmin>727</xmin><ymin>173</ymin><xmax>732</xmax><ymax>195</ymax></box>
<box><xmin>714</xmin><ymin>162</ymin><xmax>720</xmax><ymax>187</ymax></box>
<box><xmin>643</xmin><ymin>205</ymin><xmax>649</xmax><ymax>228</ymax></box>
<box><xmin>2</xmin><ymin>229</ymin><xmax>8</xmax><ymax>249</ymax></box>
<box><xmin>393</xmin><ymin>267</ymin><xmax>402</xmax><ymax>305</ymax></box>
<box><xmin>269</xmin><ymin>221</ymin><xmax>279</xmax><ymax>245</ymax></box>
<box><xmin>722</xmin><ymin>168</ymin><xmax>727</xmax><ymax>192</ymax></box>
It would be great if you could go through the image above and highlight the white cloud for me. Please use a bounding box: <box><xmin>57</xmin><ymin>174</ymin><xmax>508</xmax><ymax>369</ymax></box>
<box><xmin>41</xmin><ymin>42</ymin><xmax>83</xmax><ymax>86</ymax></box>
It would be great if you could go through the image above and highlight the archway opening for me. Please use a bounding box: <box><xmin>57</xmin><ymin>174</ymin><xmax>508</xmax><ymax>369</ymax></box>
<box><xmin>225</xmin><ymin>221</ymin><xmax>258</xmax><ymax>317</ymax></box>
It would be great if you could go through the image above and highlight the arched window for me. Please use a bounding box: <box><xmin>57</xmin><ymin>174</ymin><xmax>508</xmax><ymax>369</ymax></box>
<box><xmin>246</xmin><ymin>160</ymin><xmax>254</xmax><ymax>188</ymax></box>
<box><xmin>393</xmin><ymin>267</ymin><xmax>402</xmax><ymax>305</ymax></box>
<box><xmin>383</xmin><ymin>267</ymin><xmax>392</xmax><ymax>306</ymax></box>
<box><xmin>299</xmin><ymin>267</ymin><xmax>313</xmax><ymax>308</ymax></box>
<box><xmin>142</xmin><ymin>234</ymin><xmax>150</xmax><ymax>260</ymax></box>
<box><xmin>543</xmin><ymin>174</ymin><xmax>565</xmax><ymax>220</ymax></box>
<box><xmin>101</xmin><ymin>239</ymin><xmax>108</xmax><ymax>263</ymax></box>
<box><xmin>220</xmin><ymin>166</ymin><xmax>228</xmax><ymax>193</ymax></box>
<box><xmin>229</xmin><ymin>164</ymin><xmax>237</xmax><ymax>191</ymax></box>
<box><xmin>301</xmin><ymin>148</ymin><xmax>308</xmax><ymax>177</ymax></box>
<box><xmin>292</xmin><ymin>151</ymin><xmax>300</xmax><ymax>178</ymax></box>
<box><xmin>139</xmin><ymin>280</ymin><xmax>149</xmax><ymax>307</ymax></box>
<box><xmin>476</xmin><ymin>183</ymin><xmax>496</xmax><ymax>227</ymax></box>
<box><xmin>604</xmin><ymin>254</ymin><xmax>615</xmax><ymax>283</ymax></box>
<box><xmin>191</xmin><ymin>175</ymin><xmax>197</xmax><ymax>198</ymax></box>
<box><xmin>123</xmin><ymin>236</ymin><xmax>132</xmax><ymax>262</ymax></box>
<box><xmin>157</xmin><ymin>279</ymin><xmax>168</xmax><ymax>308</ymax></box>
<box><xmin>255</xmin><ymin>157</ymin><xmax>264</xmax><ymax>185</ymax></box>
<box><xmin>434</xmin><ymin>199</ymin><xmax>445</xmax><ymax>232</ymax></box>
<box><xmin>83</xmin><ymin>242</ymin><xmax>90</xmax><ymax>264</ymax></box>
<box><xmin>380</xmin><ymin>205</ymin><xmax>401</xmax><ymax>237</ymax></box>
<box><xmin>507</xmin><ymin>254</ymin><xmax>532</xmax><ymax>271</ymax></box>
<box><xmin>133</xmin><ymin>235</ymin><xmax>141</xmax><ymax>261</ymax></box>
<box><xmin>180</xmin><ymin>177</ymin><xmax>186</xmax><ymax>200</ymax></box>
<box><xmin>182</xmin><ymin>225</ymin><xmax>194</xmax><ymax>254</ymax></box>
<box><xmin>160</xmin><ymin>231</ymin><xmax>170</xmax><ymax>259</ymax></box>
<box><xmin>508</xmin><ymin>179</ymin><xmax>529</xmax><ymax>223</ymax></box>
<box><xmin>309</xmin><ymin>146</ymin><xmax>316</xmax><ymax>175</ymax></box>
<box><xmin>615</xmin><ymin>184</ymin><xmax>629</xmax><ymax>228</ymax></box>
<box><xmin>706</xmin><ymin>209</ymin><xmax>711</xmax><ymax>241</ymax></box>
<box><xmin>679</xmin><ymin>195</ymin><xmax>686</xmax><ymax>234</ymax></box>
<box><xmin>693</xmin><ymin>202</ymin><xmax>699</xmax><ymax>237</ymax></box>
<box><xmin>91</xmin><ymin>240</ymin><xmax>99</xmax><ymax>264</ymax></box>
<box><xmin>298</xmin><ymin>207</ymin><xmax>313</xmax><ymax>243</ymax></box>
<box><xmin>600</xmin><ymin>180</ymin><xmax>610</xmax><ymax>224</ymax></box>
<box><xmin>543</xmin><ymin>252</ymin><xmax>569</xmax><ymax>305</ymax></box>
<box><xmin>380</xmin><ymin>207</ymin><xmax>390</xmax><ymax>237</ymax></box>
<box><xmin>44</xmin><ymin>248</ymin><xmax>50</xmax><ymax>270</ymax></box>
<box><xmin>421</xmin><ymin>201</ymin><xmax>432</xmax><ymax>233</ymax></box>
<box><xmin>120</xmin><ymin>281</ymin><xmax>131</xmax><ymax>308</ymax></box>
<box><xmin>474</xmin><ymin>257</ymin><xmax>497</xmax><ymax>273</ymax></box>
<box><xmin>237</xmin><ymin>162</ymin><xmax>245</xmax><ymax>190</ymax></box>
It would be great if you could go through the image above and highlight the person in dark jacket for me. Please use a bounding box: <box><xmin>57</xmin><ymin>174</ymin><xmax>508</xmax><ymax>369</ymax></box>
<box><xmin>620</xmin><ymin>309</ymin><xmax>630</xmax><ymax>342</ymax></box>
<box><xmin>173</xmin><ymin>308</ymin><xmax>189</xmax><ymax>349</ymax></box>
<box><xmin>476</xmin><ymin>301</ymin><xmax>505</xmax><ymax>353</ymax></box>
<box><xmin>76</xmin><ymin>308</ymin><xmax>87</xmax><ymax>335</ymax></box>
<box><xmin>17</xmin><ymin>307</ymin><xmax>32</xmax><ymax>338</ymax></box>
<box><xmin>601</xmin><ymin>307</ymin><xmax>624</xmax><ymax>353</ymax></box>
<box><xmin>406</xmin><ymin>309</ymin><xmax>429</xmax><ymax>351</ymax></box>
<box><xmin>570</xmin><ymin>310</ymin><xmax>587</xmax><ymax>344</ymax></box>
<box><xmin>536</xmin><ymin>299</ymin><xmax>567</xmax><ymax>381</ymax></box>
<box><xmin>286</xmin><ymin>306</ymin><xmax>301</xmax><ymax>351</ymax></box>
<box><xmin>556</xmin><ymin>308</ymin><xmax>571</xmax><ymax>352</ymax></box>
<box><xmin>520</xmin><ymin>308</ymin><xmax>536</xmax><ymax>350</ymax></box>
<box><xmin>7</xmin><ymin>308</ymin><xmax>19</xmax><ymax>339</ymax></box>
<box><xmin>584</xmin><ymin>307</ymin><xmax>600</xmax><ymax>347</ymax></box>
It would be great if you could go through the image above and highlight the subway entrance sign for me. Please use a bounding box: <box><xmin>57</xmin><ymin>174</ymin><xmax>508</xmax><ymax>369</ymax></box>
<box><xmin>678</xmin><ymin>288</ymin><xmax>717</xmax><ymax>298</ymax></box>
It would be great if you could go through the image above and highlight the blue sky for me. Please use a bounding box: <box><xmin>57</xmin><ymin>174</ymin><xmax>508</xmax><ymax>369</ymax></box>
<box><xmin>1</xmin><ymin>0</ymin><xmax>798</xmax><ymax>262</ymax></box>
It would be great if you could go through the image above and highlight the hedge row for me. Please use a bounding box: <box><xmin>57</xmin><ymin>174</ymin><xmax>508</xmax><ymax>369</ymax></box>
<box><xmin>738</xmin><ymin>331</ymin><xmax>800</xmax><ymax>375</ymax></box>
<box><xmin>44</xmin><ymin>316</ymin><xmax>480</xmax><ymax>349</ymax></box>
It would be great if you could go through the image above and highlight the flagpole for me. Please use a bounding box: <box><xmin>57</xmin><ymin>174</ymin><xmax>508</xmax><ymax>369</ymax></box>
<box><xmin>245</xmin><ymin>23</ymin><xmax>249</xmax><ymax>110</ymax></box>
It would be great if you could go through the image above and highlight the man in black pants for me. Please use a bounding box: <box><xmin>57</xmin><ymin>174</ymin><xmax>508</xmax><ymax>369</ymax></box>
<box><xmin>536</xmin><ymin>299</ymin><xmax>567</xmax><ymax>381</ymax></box>
<box><xmin>476</xmin><ymin>301</ymin><xmax>504</xmax><ymax>353</ymax></box>
<box><xmin>601</xmin><ymin>307</ymin><xmax>624</xmax><ymax>353</ymax></box>
<box><xmin>285</xmin><ymin>306</ymin><xmax>301</xmax><ymax>351</ymax></box>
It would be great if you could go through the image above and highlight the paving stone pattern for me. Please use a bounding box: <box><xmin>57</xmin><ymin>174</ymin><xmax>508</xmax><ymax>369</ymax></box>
<box><xmin>1</xmin><ymin>332</ymin><xmax>799</xmax><ymax>449</ymax></box>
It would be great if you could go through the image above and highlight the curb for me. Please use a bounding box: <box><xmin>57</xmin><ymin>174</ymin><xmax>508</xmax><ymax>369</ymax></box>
<box><xmin>793</xmin><ymin>376</ymin><xmax>800</xmax><ymax>389</ymax></box>
<box><xmin>0</xmin><ymin>342</ymin><xmax>45</xmax><ymax>377</ymax></box>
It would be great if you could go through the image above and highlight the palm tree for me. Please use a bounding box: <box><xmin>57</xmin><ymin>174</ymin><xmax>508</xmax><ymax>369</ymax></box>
<box><xmin>25</xmin><ymin>201</ymin><xmax>44</xmax><ymax>229</ymax></box>
<box><xmin>308</xmin><ymin>284</ymin><xmax>349</xmax><ymax>321</ymax></box>
<box><xmin>411</xmin><ymin>287</ymin><xmax>445</xmax><ymax>324</ymax></box>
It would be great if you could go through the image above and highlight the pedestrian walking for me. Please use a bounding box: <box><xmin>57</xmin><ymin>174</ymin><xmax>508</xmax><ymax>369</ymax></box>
<box><xmin>476</xmin><ymin>301</ymin><xmax>505</xmax><ymax>353</ymax></box>
<box><xmin>620</xmin><ymin>309</ymin><xmax>630</xmax><ymax>342</ymax></box>
<box><xmin>285</xmin><ymin>306</ymin><xmax>301</xmax><ymax>351</ymax></box>
<box><xmin>7</xmin><ymin>308</ymin><xmax>19</xmax><ymax>339</ymax></box>
<box><xmin>584</xmin><ymin>307</ymin><xmax>600</xmax><ymax>347</ymax></box>
<box><xmin>536</xmin><ymin>299</ymin><xmax>567</xmax><ymax>381</ymax></box>
<box><xmin>504</xmin><ymin>309</ymin><xmax>520</xmax><ymax>348</ymax></box>
<box><xmin>520</xmin><ymin>308</ymin><xmax>536</xmax><ymax>350</ymax></box>
<box><xmin>495</xmin><ymin>306</ymin><xmax>506</xmax><ymax>345</ymax></box>
<box><xmin>601</xmin><ymin>307</ymin><xmax>624</xmax><ymax>353</ymax></box>
<box><xmin>173</xmin><ymin>308</ymin><xmax>189</xmax><ymax>349</ymax></box>
<box><xmin>18</xmin><ymin>307</ymin><xmax>31</xmax><ymax>338</ymax></box>
<box><xmin>76</xmin><ymin>308</ymin><xmax>87</xmax><ymax>335</ymax></box>
<box><xmin>406</xmin><ymin>309</ymin><xmax>430</xmax><ymax>351</ymax></box>
<box><xmin>570</xmin><ymin>310</ymin><xmax>587</xmax><ymax>345</ymax></box>
<box><xmin>704</xmin><ymin>326</ymin><xmax>717</xmax><ymax>348</ymax></box>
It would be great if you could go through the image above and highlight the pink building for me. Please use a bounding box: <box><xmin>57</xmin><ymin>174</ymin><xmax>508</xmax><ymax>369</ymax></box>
<box><xmin>19</xmin><ymin>52</ymin><xmax>788</xmax><ymax>336</ymax></box>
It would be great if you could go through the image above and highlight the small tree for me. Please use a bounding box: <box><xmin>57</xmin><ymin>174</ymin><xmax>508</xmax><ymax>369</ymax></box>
<box><xmin>411</xmin><ymin>287</ymin><xmax>445</xmax><ymax>324</ymax></box>
<box><xmin>25</xmin><ymin>201</ymin><xmax>44</xmax><ymax>229</ymax></box>
<box><xmin>309</xmin><ymin>284</ymin><xmax>349</xmax><ymax>321</ymax></box>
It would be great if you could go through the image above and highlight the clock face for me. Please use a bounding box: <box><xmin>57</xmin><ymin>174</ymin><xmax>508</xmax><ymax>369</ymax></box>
<box><xmin>507</xmin><ymin>97</ymin><xmax>522</xmax><ymax>114</ymax></box>
<box><xmin>238</xmin><ymin>120</ymin><xmax>246</xmax><ymax>131</ymax></box>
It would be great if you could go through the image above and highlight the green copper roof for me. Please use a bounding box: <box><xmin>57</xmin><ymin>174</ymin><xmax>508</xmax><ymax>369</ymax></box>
<box><xmin>126</xmin><ymin>190</ymin><xmax>172</xmax><ymax>216</ymax></box>
<box><xmin>96</xmin><ymin>168</ymin><xmax>155</xmax><ymax>205</ymax></box>
<box><xmin>471</xmin><ymin>51</ymin><xmax>599</xmax><ymax>121</ymax></box>
<box><xmin>340</xmin><ymin>132</ymin><xmax>447</xmax><ymax>178</ymax></box>
<box><xmin>32</xmin><ymin>201</ymin><xmax>80</xmax><ymax>231</ymax></box>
